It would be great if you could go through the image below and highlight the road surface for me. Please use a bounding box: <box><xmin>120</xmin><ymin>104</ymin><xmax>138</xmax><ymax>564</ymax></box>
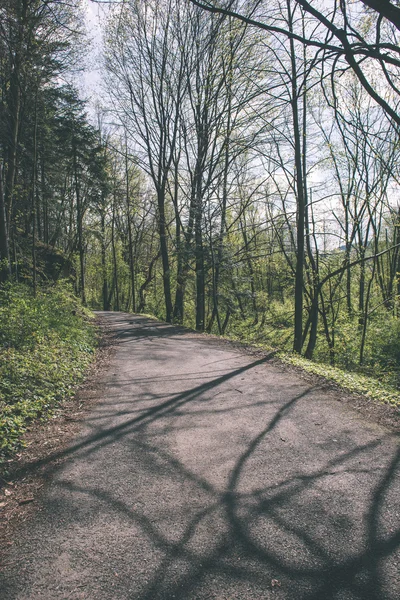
<box><xmin>1</xmin><ymin>313</ymin><xmax>399</xmax><ymax>599</ymax></box>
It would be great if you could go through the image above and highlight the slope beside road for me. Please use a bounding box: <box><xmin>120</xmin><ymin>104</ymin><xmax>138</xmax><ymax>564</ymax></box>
<box><xmin>1</xmin><ymin>312</ymin><xmax>399</xmax><ymax>599</ymax></box>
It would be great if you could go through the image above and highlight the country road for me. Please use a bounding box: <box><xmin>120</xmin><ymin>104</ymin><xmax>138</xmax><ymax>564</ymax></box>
<box><xmin>1</xmin><ymin>313</ymin><xmax>399</xmax><ymax>600</ymax></box>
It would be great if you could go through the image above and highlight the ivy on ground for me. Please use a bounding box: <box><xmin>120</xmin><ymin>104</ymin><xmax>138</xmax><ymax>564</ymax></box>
<box><xmin>0</xmin><ymin>282</ymin><xmax>97</xmax><ymax>464</ymax></box>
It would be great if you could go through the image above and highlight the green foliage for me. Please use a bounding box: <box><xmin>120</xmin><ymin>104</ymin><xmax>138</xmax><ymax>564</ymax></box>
<box><xmin>225</xmin><ymin>299</ymin><xmax>294</xmax><ymax>350</ymax></box>
<box><xmin>282</xmin><ymin>353</ymin><xmax>400</xmax><ymax>408</ymax></box>
<box><xmin>223</xmin><ymin>299</ymin><xmax>400</xmax><ymax>407</ymax></box>
<box><xmin>364</xmin><ymin>316</ymin><xmax>400</xmax><ymax>376</ymax></box>
<box><xmin>0</xmin><ymin>282</ymin><xmax>97</xmax><ymax>464</ymax></box>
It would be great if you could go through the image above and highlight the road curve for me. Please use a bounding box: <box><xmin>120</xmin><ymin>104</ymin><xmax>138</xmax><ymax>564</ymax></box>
<box><xmin>1</xmin><ymin>313</ymin><xmax>399</xmax><ymax>599</ymax></box>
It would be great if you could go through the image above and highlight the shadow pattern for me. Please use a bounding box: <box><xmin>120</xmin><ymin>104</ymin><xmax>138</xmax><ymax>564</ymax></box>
<box><xmin>1</xmin><ymin>313</ymin><xmax>399</xmax><ymax>600</ymax></box>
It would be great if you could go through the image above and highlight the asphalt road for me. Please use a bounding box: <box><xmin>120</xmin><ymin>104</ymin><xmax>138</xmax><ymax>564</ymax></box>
<box><xmin>1</xmin><ymin>313</ymin><xmax>399</xmax><ymax>599</ymax></box>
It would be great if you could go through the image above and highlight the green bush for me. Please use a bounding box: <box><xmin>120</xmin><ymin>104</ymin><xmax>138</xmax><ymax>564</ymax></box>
<box><xmin>0</xmin><ymin>282</ymin><xmax>97</xmax><ymax>464</ymax></box>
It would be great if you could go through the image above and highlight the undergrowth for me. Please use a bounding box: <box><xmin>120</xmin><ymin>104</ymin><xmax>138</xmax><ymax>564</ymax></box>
<box><xmin>0</xmin><ymin>282</ymin><xmax>97</xmax><ymax>465</ymax></box>
<box><xmin>280</xmin><ymin>353</ymin><xmax>400</xmax><ymax>408</ymax></box>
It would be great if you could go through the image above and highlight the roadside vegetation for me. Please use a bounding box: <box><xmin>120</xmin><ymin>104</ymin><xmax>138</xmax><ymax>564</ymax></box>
<box><xmin>222</xmin><ymin>294</ymin><xmax>400</xmax><ymax>407</ymax></box>
<box><xmin>0</xmin><ymin>283</ymin><xmax>97</xmax><ymax>464</ymax></box>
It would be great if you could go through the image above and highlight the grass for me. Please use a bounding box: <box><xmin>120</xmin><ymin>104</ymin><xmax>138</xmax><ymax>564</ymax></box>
<box><xmin>222</xmin><ymin>329</ymin><xmax>400</xmax><ymax>409</ymax></box>
<box><xmin>0</xmin><ymin>282</ymin><xmax>98</xmax><ymax>465</ymax></box>
<box><xmin>280</xmin><ymin>352</ymin><xmax>400</xmax><ymax>408</ymax></box>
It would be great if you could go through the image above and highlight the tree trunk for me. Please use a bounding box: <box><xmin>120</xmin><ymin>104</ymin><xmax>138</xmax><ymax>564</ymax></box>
<box><xmin>157</xmin><ymin>188</ymin><xmax>173</xmax><ymax>322</ymax></box>
<box><xmin>73</xmin><ymin>145</ymin><xmax>85</xmax><ymax>305</ymax></box>
<box><xmin>111</xmin><ymin>195</ymin><xmax>120</xmax><ymax>311</ymax></box>
<box><xmin>125</xmin><ymin>143</ymin><xmax>136</xmax><ymax>313</ymax></box>
<box><xmin>41</xmin><ymin>158</ymin><xmax>49</xmax><ymax>245</ymax></box>
<box><xmin>173</xmin><ymin>156</ymin><xmax>184</xmax><ymax>323</ymax></box>
<box><xmin>288</xmin><ymin>1</ymin><xmax>306</xmax><ymax>354</ymax></box>
<box><xmin>138</xmin><ymin>250</ymin><xmax>161</xmax><ymax>313</ymax></box>
<box><xmin>195</xmin><ymin>202</ymin><xmax>205</xmax><ymax>331</ymax></box>
<box><xmin>101</xmin><ymin>210</ymin><xmax>109</xmax><ymax>310</ymax></box>
<box><xmin>240</xmin><ymin>217</ymin><xmax>258</xmax><ymax>324</ymax></box>
<box><xmin>4</xmin><ymin>63</ymin><xmax>21</xmax><ymax>226</ymax></box>
<box><xmin>31</xmin><ymin>87</ymin><xmax>38</xmax><ymax>296</ymax></box>
<box><xmin>0</xmin><ymin>165</ymin><xmax>11</xmax><ymax>282</ymax></box>
<box><xmin>304</xmin><ymin>292</ymin><xmax>318</xmax><ymax>359</ymax></box>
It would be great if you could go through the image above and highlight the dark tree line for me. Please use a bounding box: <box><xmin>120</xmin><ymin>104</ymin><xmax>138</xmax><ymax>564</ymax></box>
<box><xmin>0</xmin><ymin>0</ymin><xmax>113</xmax><ymax>303</ymax></box>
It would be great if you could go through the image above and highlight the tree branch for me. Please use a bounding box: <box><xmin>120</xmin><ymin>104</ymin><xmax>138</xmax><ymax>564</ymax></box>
<box><xmin>188</xmin><ymin>0</ymin><xmax>400</xmax><ymax>126</ymax></box>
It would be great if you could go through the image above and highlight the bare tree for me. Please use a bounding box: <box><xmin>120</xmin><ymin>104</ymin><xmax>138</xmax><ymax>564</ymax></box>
<box><xmin>104</xmin><ymin>0</ymin><xmax>187</xmax><ymax>322</ymax></box>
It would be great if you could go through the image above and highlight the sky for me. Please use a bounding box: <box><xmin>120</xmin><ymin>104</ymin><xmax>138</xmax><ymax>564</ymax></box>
<box><xmin>80</xmin><ymin>0</ymin><xmax>106</xmax><ymax>106</ymax></box>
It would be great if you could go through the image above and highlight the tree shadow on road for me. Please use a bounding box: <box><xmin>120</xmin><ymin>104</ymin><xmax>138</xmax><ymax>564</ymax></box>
<box><xmin>3</xmin><ymin>315</ymin><xmax>399</xmax><ymax>600</ymax></box>
<box><xmin>49</xmin><ymin>405</ymin><xmax>399</xmax><ymax>600</ymax></box>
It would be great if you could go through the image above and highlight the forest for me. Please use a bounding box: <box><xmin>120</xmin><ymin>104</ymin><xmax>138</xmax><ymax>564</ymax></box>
<box><xmin>1</xmin><ymin>0</ymin><xmax>400</xmax><ymax>443</ymax></box>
